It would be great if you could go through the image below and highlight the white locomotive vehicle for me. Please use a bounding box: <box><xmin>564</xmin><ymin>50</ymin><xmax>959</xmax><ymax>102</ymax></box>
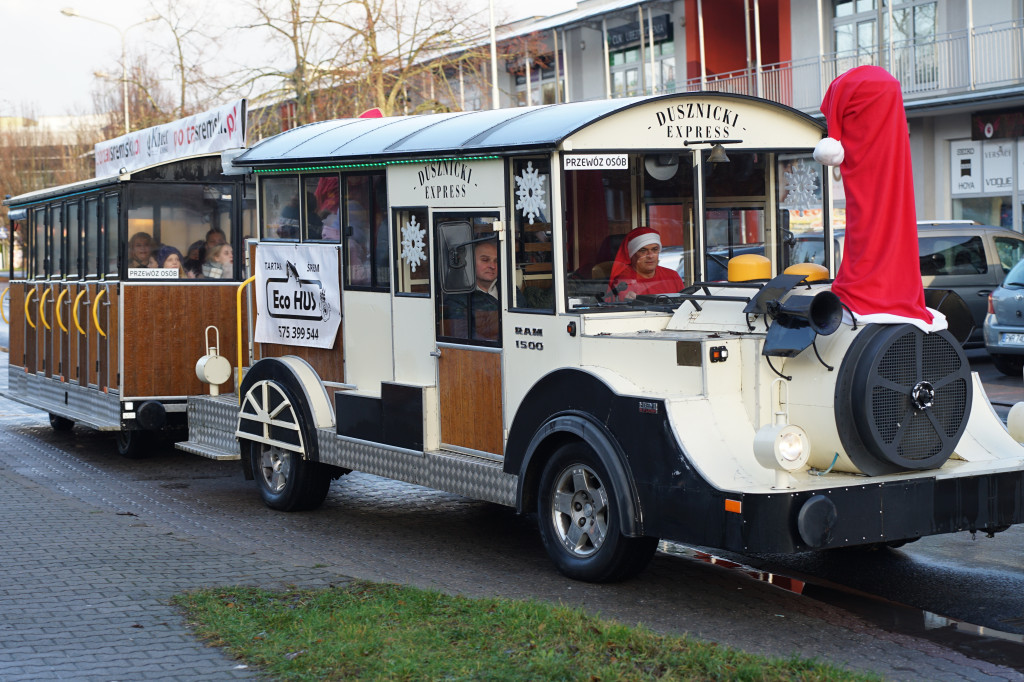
<box><xmin>87</xmin><ymin>93</ymin><xmax>1024</xmax><ymax>581</ymax></box>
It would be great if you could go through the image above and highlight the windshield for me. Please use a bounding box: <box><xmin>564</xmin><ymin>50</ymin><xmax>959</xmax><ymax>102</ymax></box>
<box><xmin>561</xmin><ymin>151</ymin><xmax>824</xmax><ymax>311</ymax></box>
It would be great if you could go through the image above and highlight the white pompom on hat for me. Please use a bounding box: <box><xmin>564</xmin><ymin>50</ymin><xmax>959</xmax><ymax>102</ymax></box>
<box><xmin>813</xmin><ymin>137</ymin><xmax>845</xmax><ymax>166</ymax></box>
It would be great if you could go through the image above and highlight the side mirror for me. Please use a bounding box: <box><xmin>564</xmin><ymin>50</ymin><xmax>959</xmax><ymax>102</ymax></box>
<box><xmin>437</xmin><ymin>220</ymin><xmax>475</xmax><ymax>293</ymax></box>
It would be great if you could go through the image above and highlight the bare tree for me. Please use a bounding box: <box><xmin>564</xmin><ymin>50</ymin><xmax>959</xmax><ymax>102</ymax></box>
<box><xmin>149</xmin><ymin>0</ymin><xmax>226</xmax><ymax>118</ymax></box>
<box><xmin>90</xmin><ymin>53</ymin><xmax>176</xmax><ymax>137</ymax></box>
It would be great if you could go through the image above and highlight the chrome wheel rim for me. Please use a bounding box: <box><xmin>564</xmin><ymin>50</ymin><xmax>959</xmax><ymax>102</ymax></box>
<box><xmin>549</xmin><ymin>463</ymin><xmax>609</xmax><ymax>557</ymax></box>
<box><xmin>258</xmin><ymin>444</ymin><xmax>293</xmax><ymax>494</ymax></box>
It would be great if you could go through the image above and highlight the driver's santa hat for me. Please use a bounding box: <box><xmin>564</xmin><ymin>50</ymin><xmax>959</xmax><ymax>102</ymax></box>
<box><xmin>625</xmin><ymin>226</ymin><xmax>662</xmax><ymax>258</ymax></box>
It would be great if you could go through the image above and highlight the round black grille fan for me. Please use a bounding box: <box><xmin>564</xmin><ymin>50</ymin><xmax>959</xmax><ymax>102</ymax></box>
<box><xmin>834</xmin><ymin>324</ymin><xmax>971</xmax><ymax>475</ymax></box>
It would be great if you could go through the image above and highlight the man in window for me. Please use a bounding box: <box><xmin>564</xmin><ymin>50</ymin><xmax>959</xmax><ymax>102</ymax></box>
<box><xmin>443</xmin><ymin>239</ymin><xmax>500</xmax><ymax>341</ymax></box>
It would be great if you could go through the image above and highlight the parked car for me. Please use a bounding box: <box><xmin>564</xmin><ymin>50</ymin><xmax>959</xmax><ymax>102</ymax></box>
<box><xmin>983</xmin><ymin>258</ymin><xmax>1024</xmax><ymax>375</ymax></box>
<box><xmin>785</xmin><ymin>221</ymin><xmax>1024</xmax><ymax>348</ymax></box>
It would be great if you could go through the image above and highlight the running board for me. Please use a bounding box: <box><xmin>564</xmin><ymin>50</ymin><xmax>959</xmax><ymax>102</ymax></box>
<box><xmin>175</xmin><ymin>394</ymin><xmax>241</xmax><ymax>460</ymax></box>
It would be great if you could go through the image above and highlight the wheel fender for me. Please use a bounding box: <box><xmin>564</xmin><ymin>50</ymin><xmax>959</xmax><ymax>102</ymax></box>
<box><xmin>518</xmin><ymin>414</ymin><xmax>643</xmax><ymax>537</ymax></box>
<box><xmin>238</xmin><ymin>356</ymin><xmax>334</xmax><ymax>478</ymax></box>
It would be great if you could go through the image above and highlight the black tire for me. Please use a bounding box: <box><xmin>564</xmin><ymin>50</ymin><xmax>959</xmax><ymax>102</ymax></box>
<box><xmin>990</xmin><ymin>353</ymin><xmax>1024</xmax><ymax>377</ymax></box>
<box><xmin>116</xmin><ymin>428</ymin><xmax>150</xmax><ymax>459</ymax></box>
<box><xmin>248</xmin><ymin>440</ymin><xmax>332</xmax><ymax>512</ymax></box>
<box><xmin>537</xmin><ymin>442</ymin><xmax>657</xmax><ymax>582</ymax></box>
<box><xmin>48</xmin><ymin>414</ymin><xmax>74</xmax><ymax>432</ymax></box>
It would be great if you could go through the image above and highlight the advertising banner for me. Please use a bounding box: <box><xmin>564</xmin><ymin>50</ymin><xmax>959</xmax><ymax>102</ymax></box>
<box><xmin>254</xmin><ymin>243</ymin><xmax>341</xmax><ymax>350</ymax></box>
<box><xmin>95</xmin><ymin>99</ymin><xmax>246</xmax><ymax>178</ymax></box>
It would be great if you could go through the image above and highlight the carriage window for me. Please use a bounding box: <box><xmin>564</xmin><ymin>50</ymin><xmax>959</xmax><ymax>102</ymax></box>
<box><xmin>50</xmin><ymin>204</ymin><xmax>63</xmax><ymax>279</ymax></box>
<box><xmin>344</xmin><ymin>173</ymin><xmax>389</xmax><ymax>290</ymax></box>
<box><xmin>511</xmin><ymin>157</ymin><xmax>554</xmax><ymax>311</ymax></box>
<box><xmin>436</xmin><ymin>215</ymin><xmax>500</xmax><ymax>344</ymax></box>
<box><xmin>127</xmin><ymin>183</ymin><xmax>235</xmax><ymax>280</ymax></box>
<box><xmin>261</xmin><ymin>175</ymin><xmax>300</xmax><ymax>241</ymax></box>
<box><xmin>104</xmin><ymin>194</ymin><xmax>119</xmax><ymax>279</ymax></box>
<box><xmin>84</xmin><ymin>197</ymin><xmax>99</xmax><ymax>277</ymax></box>
<box><xmin>33</xmin><ymin>207</ymin><xmax>45</xmax><ymax>278</ymax></box>
<box><xmin>305</xmin><ymin>175</ymin><xmax>340</xmax><ymax>241</ymax></box>
<box><xmin>11</xmin><ymin>217</ymin><xmax>26</xmax><ymax>280</ymax></box>
<box><xmin>67</xmin><ymin>201</ymin><xmax>80</xmax><ymax>279</ymax></box>
<box><xmin>394</xmin><ymin>207</ymin><xmax>430</xmax><ymax>296</ymax></box>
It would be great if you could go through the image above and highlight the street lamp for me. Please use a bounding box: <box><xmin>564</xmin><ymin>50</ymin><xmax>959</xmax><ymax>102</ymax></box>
<box><xmin>60</xmin><ymin>7</ymin><xmax>159</xmax><ymax>134</ymax></box>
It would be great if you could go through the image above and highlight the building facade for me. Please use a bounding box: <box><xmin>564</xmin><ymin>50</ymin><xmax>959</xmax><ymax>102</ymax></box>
<box><xmin>451</xmin><ymin>0</ymin><xmax>1024</xmax><ymax>231</ymax></box>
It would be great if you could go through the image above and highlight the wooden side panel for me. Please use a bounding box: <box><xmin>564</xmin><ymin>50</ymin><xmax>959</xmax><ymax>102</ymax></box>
<box><xmin>76</xmin><ymin>285</ymin><xmax>90</xmax><ymax>387</ymax></box>
<box><xmin>121</xmin><ymin>284</ymin><xmax>240</xmax><ymax>398</ymax></box>
<box><xmin>9</xmin><ymin>284</ymin><xmax>25</xmax><ymax>370</ymax></box>
<box><xmin>257</xmin><ymin>341</ymin><xmax>344</xmax><ymax>384</ymax></box>
<box><xmin>439</xmin><ymin>347</ymin><xmax>503</xmax><ymax>455</ymax></box>
<box><xmin>107</xmin><ymin>285</ymin><xmax>119</xmax><ymax>391</ymax></box>
<box><xmin>65</xmin><ymin>284</ymin><xmax>80</xmax><ymax>384</ymax></box>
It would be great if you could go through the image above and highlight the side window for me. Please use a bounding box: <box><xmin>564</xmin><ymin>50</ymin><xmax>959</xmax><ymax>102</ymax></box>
<box><xmin>918</xmin><ymin>235</ymin><xmax>985</xmax><ymax>277</ymax></box>
<box><xmin>104</xmin><ymin>194</ymin><xmax>119</xmax><ymax>279</ymax></box>
<box><xmin>394</xmin><ymin>207</ymin><xmax>429</xmax><ymax>296</ymax></box>
<box><xmin>50</xmin><ymin>204</ymin><xmax>63</xmax><ymax>279</ymax></box>
<box><xmin>994</xmin><ymin>237</ymin><xmax>1024</xmax><ymax>274</ymax></box>
<box><xmin>304</xmin><ymin>175</ymin><xmax>340</xmax><ymax>241</ymax></box>
<box><xmin>511</xmin><ymin>157</ymin><xmax>554</xmax><ymax>312</ymax></box>
<box><xmin>67</xmin><ymin>201</ymin><xmax>80</xmax><ymax>279</ymax></box>
<box><xmin>84</xmin><ymin>197</ymin><xmax>99</xmax><ymax>277</ymax></box>
<box><xmin>33</xmin><ymin>207</ymin><xmax>45</xmax><ymax>278</ymax></box>
<box><xmin>261</xmin><ymin>175</ymin><xmax>300</xmax><ymax>240</ymax></box>
<box><xmin>435</xmin><ymin>215</ymin><xmax>501</xmax><ymax>344</ymax></box>
<box><xmin>343</xmin><ymin>173</ymin><xmax>389</xmax><ymax>290</ymax></box>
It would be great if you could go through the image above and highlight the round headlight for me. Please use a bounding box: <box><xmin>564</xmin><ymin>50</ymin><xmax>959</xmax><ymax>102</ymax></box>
<box><xmin>753</xmin><ymin>423</ymin><xmax>811</xmax><ymax>473</ymax></box>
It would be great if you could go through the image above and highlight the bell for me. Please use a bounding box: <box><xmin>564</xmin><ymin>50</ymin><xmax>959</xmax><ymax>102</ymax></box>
<box><xmin>708</xmin><ymin>144</ymin><xmax>730</xmax><ymax>164</ymax></box>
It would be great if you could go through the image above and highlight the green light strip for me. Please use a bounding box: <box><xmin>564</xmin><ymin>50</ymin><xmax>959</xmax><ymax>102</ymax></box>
<box><xmin>252</xmin><ymin>155</ymin><xmax>502</xmax><ymax>174</ymax></box>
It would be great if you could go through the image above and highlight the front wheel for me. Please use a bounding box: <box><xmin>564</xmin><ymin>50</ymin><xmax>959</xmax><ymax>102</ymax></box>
<box><xmin>248</xmin><ymin>441</ymin><xmax>332</xmax><ymax>512</ymax></box>
<box><xmin>537</xmin><ymin>442</ymin><xmax>657</xmax><ymax>582</ymax></box>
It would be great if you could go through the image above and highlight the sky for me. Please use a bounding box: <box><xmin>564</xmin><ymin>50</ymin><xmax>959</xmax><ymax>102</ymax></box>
<box><xmin>3</xmin><ymin>0</ymin><xmax>576</xmax><ymax>119</ymax></box>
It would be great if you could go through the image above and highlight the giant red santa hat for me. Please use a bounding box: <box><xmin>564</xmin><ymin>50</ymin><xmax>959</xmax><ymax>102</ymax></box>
<box><xmin>814</xmin><ymin>66</ymin><xmax>946</xmax><ymax>332</ymax></box>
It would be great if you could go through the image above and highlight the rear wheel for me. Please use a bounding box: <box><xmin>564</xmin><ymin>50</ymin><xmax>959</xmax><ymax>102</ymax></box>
<box><xmin>239</xmin><ymin>377</ymin><xmax>332</xmax><ymax>512</ymax></box>
<box><xmin>537</xmin><ymin>442</ymin><xmax>657</xmax><ymax>582</ymax></box>
<box><xmin>249</xmin><ymin>441</ymin><xmax>332</xmax><ymax>511</ymax></box>
<box><xmin>48</xmin><ymin>414</ymin><xmax>74</xmax><ymax>432</ymax></box>
<box><xmin>990</xmin><ymin>353</ymin><xmax>1024</xmax><ymax>377</ymax></box>
<box><xmin>116</xmin><ymin>428</ymin><xmax>149</xmax><ymax>459</ymax></box>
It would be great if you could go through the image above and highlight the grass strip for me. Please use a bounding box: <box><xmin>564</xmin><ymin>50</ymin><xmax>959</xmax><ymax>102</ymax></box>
<box><xmin>173</xmin><ymin>580</ymin><xmax>879</xmax><ymax>681</ymax></box>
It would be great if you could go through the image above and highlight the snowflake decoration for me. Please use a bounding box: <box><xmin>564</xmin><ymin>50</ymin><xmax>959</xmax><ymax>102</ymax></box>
<box><xmin>515</xmin><ymin>161</ymin><xmax>547</xmax><ymax>225</ymax></box>
<box><xmin>779</xmin><ymin>159</ymin><xmax>820</xmax><ymax>215</ymax></box>
<box><xmin>400</xmin><ymin>215</ymin><xmax>426</xmax><ymax>271</ymax></box>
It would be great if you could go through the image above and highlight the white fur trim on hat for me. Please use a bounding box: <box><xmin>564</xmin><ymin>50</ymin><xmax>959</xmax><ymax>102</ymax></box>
<box><xmin>627</xmin><ymin>231</ymin><xmax>661</xmax><ymax>258</ymax></box>
<box><xmin>813</xmin><ymin>137</ymin><xmax>845</xmax><ymax>166</ymax></box>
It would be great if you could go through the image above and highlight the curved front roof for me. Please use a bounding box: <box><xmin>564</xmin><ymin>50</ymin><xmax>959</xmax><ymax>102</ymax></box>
<box><xmin>236</xmin><ymin>93</ymin><xmax>824</xmax><ymax>169</ymax></box>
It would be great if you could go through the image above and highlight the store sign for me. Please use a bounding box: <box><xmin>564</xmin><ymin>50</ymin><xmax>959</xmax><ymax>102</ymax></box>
<box><xmin>254</xmin><ymin>243</ymin><xmax>341</xmax><ymax>349</ymax></box>
<box><xmin>95</xmin><ymin>99</ymin><xmax>246</xmax><ymax>178</ymax></box>
<box><xmin>950</xmin><ymin>140</ymin><xmax>981</xmax><ymax>195</ymax></box>
<box><xmin>607</xmin><ymin>14</ymin><xmax>672</xmax><ymax>49</ymax></box>
<box><xmin>983</xmin><ymin>140</ymin><xmax>1014</xmax><ymax>194</ymax></box>
<box><xmin>972</xmin><ymin>110</ymin><xmax>1024</xmax><ymax>140</ymax></box>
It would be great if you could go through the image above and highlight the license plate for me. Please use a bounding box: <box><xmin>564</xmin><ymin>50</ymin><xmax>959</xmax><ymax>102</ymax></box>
<box><xmin>1001</xmin><ymin>333</ymin><xmax>1024</xmax><ymax>345</ymax></box>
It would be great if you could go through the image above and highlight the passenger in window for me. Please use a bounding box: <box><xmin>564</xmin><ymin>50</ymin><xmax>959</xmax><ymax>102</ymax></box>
<box><xmin>346</xmin><ymin>199</ymin><xmax>372</xmax><ymax>285</ymax></box>
<box><xmin>183</xmin><ymin>240</ymin><xmax>204</xmax><ymax>279</ymax></box>
<box><xmin>606</xmin><ymin>226</ymin><xmax>683</xmax><ymax>301</ymax></box>
<box><xmin>202</xmin><ymin>243</ymin><xmax>234</xmax><ymax>279</ymax></box>
<box><xmin>156</xmin><ymin>246</ymin><xmax>186</xmax><ymax>278</ymax></box>
<box><xmin>315</xmin><ymin>178</ymin><xmax>341</xmax><ymax>241</ymax></box>
<box><xmin>443</xmin><ymin>239</ymin><xmax>500</xmax><ymax>341</ymax></box>
<box><xmin>277</xmin><ymin>195</ymin><xmax>301</xmax><ymax>239</ymax></box>
<box><xmin>127</xmin><ymin>232</ymin><xmax>158</xmax><ymax>268</ymax></box>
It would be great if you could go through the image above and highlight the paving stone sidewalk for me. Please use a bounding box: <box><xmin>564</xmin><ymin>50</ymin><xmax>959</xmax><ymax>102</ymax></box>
<box><xmin>0</xmin><ymin>463</ymin><xmax>351</xmax><ymax>681</ymax></box>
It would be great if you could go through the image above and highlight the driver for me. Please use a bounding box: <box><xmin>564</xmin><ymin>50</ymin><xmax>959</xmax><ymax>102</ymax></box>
<box><xmin>607</xmin><ymin>226</ymin><xmax>683</xmax><ymax>301</ymax></box>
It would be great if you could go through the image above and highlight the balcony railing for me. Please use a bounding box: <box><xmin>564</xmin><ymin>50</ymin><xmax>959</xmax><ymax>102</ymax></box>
<box><xmin>681</xmin><ymin>19</ymin><xmax>1024</xmax><ymax>113</ymax></box>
